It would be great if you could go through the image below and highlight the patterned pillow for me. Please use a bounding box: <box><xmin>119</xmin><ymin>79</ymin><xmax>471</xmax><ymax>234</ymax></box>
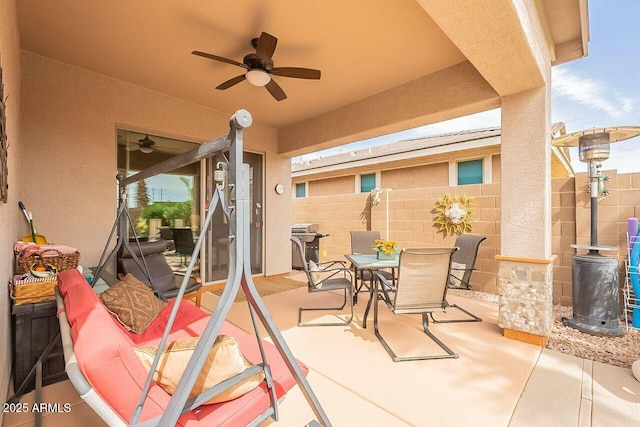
<box><xmin>308</xmin><ymin>260</ymin><xmax>322</xmax><ymax>288</ymax></box>
<box><xmin>99</xmin><ymin>274</ymin><xmax>166</xmax><ymax>333</ymax></box>
<box><xmin>448</xmin><ymin>262</ymin><xmax>467</xmax><ymax>287</ymax></box>
<box><xmin>134</xmin><ymin>335</ymin><xmax>264</xmax><ymax>404</ymax></box>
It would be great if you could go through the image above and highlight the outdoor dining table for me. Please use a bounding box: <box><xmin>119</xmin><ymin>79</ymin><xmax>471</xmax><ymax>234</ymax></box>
<box><xmin>344</xmin><ymin>253</ymin><xmax>399</xmax><ymax>327</ymax></box>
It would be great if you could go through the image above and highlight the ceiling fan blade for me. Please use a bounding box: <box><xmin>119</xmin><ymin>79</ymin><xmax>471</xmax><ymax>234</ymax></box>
<box><xmin>255</xmin><ymin>32</ymin><xmax>277</xmax><ymax>61</ymax></box>
<box><xmin>265</xmin><ymin>79</ymin><xmax>287</xmax><ymax>101</ymax></box>
<box><xmin>216</xmin><ymin>74</ymin><xmax>247</xmax><ymax>90</ymax></box>
<box><xmin>271</xmin><ymin>67</ymin><xmax>321</xmax><ymax>80</ymax></box>
<box><xmin>192</xmin><ymin>51</ymin><xmax>248</xmax><ymax>69</ymax></box>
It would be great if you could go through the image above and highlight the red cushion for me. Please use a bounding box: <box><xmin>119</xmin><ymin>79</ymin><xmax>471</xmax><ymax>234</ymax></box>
<box><xmin>58</xmin><ymin>268</ymin><xmax>308</xmax><ymax>426</ymax></box>
<box><xmin>57</xmin><ymin>269</ymin><xmax>101</xmax><ymax>338</ymax></box>
<box><xmin>125</xmin><ymin>299</ymin><xmax>209</xmax><ymax>345</ymax></box>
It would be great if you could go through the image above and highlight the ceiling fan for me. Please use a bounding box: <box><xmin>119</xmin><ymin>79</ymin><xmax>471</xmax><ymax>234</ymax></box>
<box><xmin>192</xmin><ymin>32</ymin><xmax>321</xmax><ymax>101</ymax></box>
<box><xmin>123</xmin><ymin>135</ymin><xmax>156</xmax><ymax>154</ymax></box>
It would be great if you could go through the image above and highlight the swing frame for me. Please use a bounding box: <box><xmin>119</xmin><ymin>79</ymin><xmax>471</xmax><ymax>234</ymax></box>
<box><xmin>58</xmin><ymin>110</ymin><xmax>331</xmax><ymax>426</ymax></box>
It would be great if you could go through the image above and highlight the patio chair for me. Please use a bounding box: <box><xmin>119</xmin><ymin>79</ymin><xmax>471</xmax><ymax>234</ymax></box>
<box><xmin>159</xmin><ymin>226</ymin><xmax>175</xmax><ymax>251</ymax></box>
<box><xmin>448</xmin><ymin>234</ymin><xmax>487</xmax><ymax>290</ymax></box>
<box><xmin>118</xmin><ymin>239</ymin><xmax>204</xmax><ymax>306</ymax></box>
<box><xmin>291</xmin><ymin>236</ymin><xmax>354</xmax><ymax>327</ymax></box>
<box><xmin>372</xmin><ymin>247</ymin><xmax>460</xmax><ymax>362</ymax></box>
<box><xmin>431</xmin><ymin>234</ymin><xmax>487</xmax><ymax>324</ymax></box>
<box><xmin>172</xmin><ymin>227</ymin><xmax>196</xmax><ymax>266</ymax></box>
<box><xmin>349</xmin><ymin>230</ymin><xmax>394</xmax><ymax>301</ymax></box>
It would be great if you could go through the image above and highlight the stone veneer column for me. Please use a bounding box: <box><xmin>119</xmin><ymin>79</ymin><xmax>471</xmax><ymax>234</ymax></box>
<box><xmin>499</xmin><ymin>84</ymin><xmax>554</xmax><ymax>346</ymax></box>
<box><xmin>496</xmin><ymin>256</ymin><xmax>556</xmax><ymax>345</ymax></box>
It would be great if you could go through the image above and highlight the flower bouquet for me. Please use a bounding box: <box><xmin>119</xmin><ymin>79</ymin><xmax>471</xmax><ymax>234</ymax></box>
<box><xmin>372</xmin><ymin>239</ymin><xmax>399</xmax><ymax>260</ymax></box>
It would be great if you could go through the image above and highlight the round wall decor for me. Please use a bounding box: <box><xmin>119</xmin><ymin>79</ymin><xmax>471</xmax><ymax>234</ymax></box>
<box><xmin>433</xmin><ymin>193</ymin><xmax>475</xmax><ymax>235</ymax></box>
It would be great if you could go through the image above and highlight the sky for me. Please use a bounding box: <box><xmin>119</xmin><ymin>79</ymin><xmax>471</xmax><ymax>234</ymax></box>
<box><xmin>293</xmin><ymin>0</ymin><xmax>640</xmax><ymax>175</ymax></box>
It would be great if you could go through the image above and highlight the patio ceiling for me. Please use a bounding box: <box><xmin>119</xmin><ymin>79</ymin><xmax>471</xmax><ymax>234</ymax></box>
<box><xmin>16</xmin><ymin>0</ymin><xmax>588</xmax><ymax>153</ymax></box>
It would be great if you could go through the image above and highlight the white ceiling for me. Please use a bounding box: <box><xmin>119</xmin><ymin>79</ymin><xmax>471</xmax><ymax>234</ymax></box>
<box><xmin>16</xmin><ymin>0</ymin><xmax>466</xmax><ymax>129</ymax></box>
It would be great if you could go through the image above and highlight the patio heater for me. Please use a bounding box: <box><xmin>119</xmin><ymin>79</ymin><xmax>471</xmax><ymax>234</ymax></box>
<box><xmin>553</xmin><ymin>127</ymin><xmax>640</xmax><ymax>336</ymax></box>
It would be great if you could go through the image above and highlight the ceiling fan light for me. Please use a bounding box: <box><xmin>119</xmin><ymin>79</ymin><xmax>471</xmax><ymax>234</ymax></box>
<box><xmin>139</xmin><ymin>146</ymin><xmax>154</xmax><ymax>154</ymax></box>
<box><xmin>246</xmin><ymin>69</ymin><xmax>271</xmax><ymax>87</ymax></box>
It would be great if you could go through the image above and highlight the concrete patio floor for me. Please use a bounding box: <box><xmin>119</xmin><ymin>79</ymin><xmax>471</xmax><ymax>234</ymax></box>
<box><xmin>3</xmin><ymin>279</ymin><xmax>640</xmax><ymax>427</ymax></box>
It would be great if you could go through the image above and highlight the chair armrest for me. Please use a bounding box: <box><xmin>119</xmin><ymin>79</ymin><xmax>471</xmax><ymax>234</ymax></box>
<box><xmin>448</xmin><ymin>267</ymin><xmax>475</xmax><ymax>289</ymax></box>
<box><xmin>175</xmin><ymin>271</ymin><xmax>202</xmax><ymax>284</ymax></box>
<box><xmin>318</xmin><ymin>260</ymin><xmax>347</xmax><ymax>270</ymax></box>
<box><xmin>199</xmin><ymin>282</ymin><xmax>225</xmax><ymax>293</ymax></box>
<box><xmin>450</xmin><ymin>267</ymin><xmax>475</xmax><ymax>272</ymax></box>
<box><xmin>374</xmin><ymin>272</ymin><xmax>395</xmax><ymax>308</ymax></box>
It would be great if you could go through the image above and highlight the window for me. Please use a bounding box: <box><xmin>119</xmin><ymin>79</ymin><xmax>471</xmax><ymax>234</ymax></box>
<box><xmin>295</xmin><ymin>182</ymin><xmax>306</xmax><ymax>198</ymax></box>
<box><xmin>360</xmin><ymin>173</ymin><xmax>376</xmax><ymax>193</ymax></box>
<box><xmin>117</xmin><ymin>129</ymin><xmax>201</xmax><ymax>239</ymax></box>
<box><xmin>457</xmin><ymin>159</ymin><xmax>483</xmax><ymax>185</ymax></box>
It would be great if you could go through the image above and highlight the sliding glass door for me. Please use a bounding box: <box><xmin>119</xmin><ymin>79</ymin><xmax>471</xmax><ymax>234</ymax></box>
<box><xmin>117</xmin><ymin>129</ymin><xmax>201</xmax><ymax>273</ymax></box>
<box><xmin>204</xmin><ymin>151</ymin><xmax>263</xmax><ymax>281</ymax></box>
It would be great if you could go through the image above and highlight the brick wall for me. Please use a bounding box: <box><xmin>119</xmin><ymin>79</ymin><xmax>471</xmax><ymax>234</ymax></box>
<box><xmin>292</xmin><ymin>182</ymin><xmax>501</xmax><ymax>294</ymax></box>
<box><xmin>552</xmin><ymin>177</ymin><xmax>576</xmax><ymax>306</ymax></box>
<box><xmin>574</xmin><ymin>171</ymin><xmax>640</xmax><ymax>292</ymax></box>
<box><xmin>292</xmin><ymin>172</ymin><xmax>640</xmax><ymax>304</ymax></box>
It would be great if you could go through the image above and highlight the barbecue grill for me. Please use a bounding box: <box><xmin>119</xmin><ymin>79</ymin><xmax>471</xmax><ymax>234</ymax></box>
<box><xmin>291</xmin><ymin>223</ymin><xmax>328</xmax><ymax>269</ymax></box>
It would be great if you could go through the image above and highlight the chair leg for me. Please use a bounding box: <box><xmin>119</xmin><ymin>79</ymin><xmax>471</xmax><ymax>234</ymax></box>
<box><xmin>430</xmin><ymin>301</ymin><xmax>482</xmax><ymax>323</ymax></box>
<box><xmin>298</xmin><ymin>288</ymin><xmax>354</xmax><ymax>327</ymax></box>
<box><xmin>373</xmin><ymin>297</ymin><xmax>458</xmax><ymax>362</ymax></box>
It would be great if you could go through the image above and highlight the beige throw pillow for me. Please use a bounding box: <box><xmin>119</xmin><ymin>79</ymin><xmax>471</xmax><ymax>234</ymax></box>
<box><xmin>134</xmin><ymin>335</ymin><xmax>264</xmax><ymax>404</ymax></box>
<box><xmin>308</xmin><ymin>260</ymin><xmax>322</xmax><ymax>288</ymax></box>
<box><xmin>448</xmin><ymin>261</ymin><xmax>466</xmax><ymax>287</ymax></box>
<box><xmin>99</xmin><ymin>273</ymin><xmax>166</xmax><ymax>333</ymax></box>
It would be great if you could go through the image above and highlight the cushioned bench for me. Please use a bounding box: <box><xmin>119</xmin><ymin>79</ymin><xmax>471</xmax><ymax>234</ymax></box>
<box><xmin>56</xmin><ymin>269</ymin><xmax>306</xmax><ymax>426</ymax></box>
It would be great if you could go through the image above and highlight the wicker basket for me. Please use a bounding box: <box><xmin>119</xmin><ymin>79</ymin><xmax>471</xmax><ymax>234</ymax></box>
<box><xmin>17</xmin><ymin>249</ymin><xmax>80</xmax><ymax>274</ymax></box>
<box><xmin>10</xmin><ymin>275</ymin><xmax>57</xmax><ymax>305</ymax></box>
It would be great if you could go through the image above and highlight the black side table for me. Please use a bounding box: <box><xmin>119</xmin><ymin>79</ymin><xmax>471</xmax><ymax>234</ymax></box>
<box><xmin>11</xmin><ymin>299</ymin><xmax>67</xmax><ymax>394</ymax></box>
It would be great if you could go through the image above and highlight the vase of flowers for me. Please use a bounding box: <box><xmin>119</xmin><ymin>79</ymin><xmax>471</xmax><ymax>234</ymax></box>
<box><xmin>373</xmin><ymin>239</ymin><xmax>399</xmax><ymax>260</ymax></box>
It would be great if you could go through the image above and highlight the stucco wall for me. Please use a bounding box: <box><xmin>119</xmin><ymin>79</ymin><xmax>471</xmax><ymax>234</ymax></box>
<box><xmin>309</xmin><ymin>175</ymin><xmax>355</xmax><ymax>196</ymax></box>
<box><xmin>19</xmin><ymin>52</ymin><xmax>291</xmax><ymax>276</ymax></box>
<box><xmin>0</xmin><ymin>0</ymin><xmax>23</xmax><ymax>419</ymax></box>
<box><xmin>382</xmin><ymin>162</ymin><xmax>449</xmax><ymax>189</ymax></box>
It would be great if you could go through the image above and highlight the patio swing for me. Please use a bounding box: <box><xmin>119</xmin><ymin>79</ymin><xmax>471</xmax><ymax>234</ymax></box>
<box><xmin>55</xmin><ymin>110</ymin><xmax>330</xmax><ymax>426</ymax></box>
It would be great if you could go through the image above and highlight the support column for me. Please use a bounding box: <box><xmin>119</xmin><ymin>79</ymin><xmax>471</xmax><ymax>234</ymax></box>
<box><xmin>498</xmin><ymin>84</ymin><xmax>554</xmax><ymax>345</ymax></box>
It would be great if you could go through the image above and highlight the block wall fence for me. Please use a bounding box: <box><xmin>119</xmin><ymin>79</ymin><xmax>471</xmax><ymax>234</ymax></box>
<box><xmin>292</xmin><ymin>170</ymin><xmax>640</xmax><ymax>305</ymax></box>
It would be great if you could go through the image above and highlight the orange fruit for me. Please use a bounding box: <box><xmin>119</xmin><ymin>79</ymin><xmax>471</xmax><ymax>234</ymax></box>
<box><xmin>36</xmin><ymin>266</ymin><xmax>46</xmax><ymax>272</ymax></box>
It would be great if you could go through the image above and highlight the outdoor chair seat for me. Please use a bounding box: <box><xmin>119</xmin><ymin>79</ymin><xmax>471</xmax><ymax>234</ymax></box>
<box><xmin>291</xmin><ymin>236</ymin><xmax>354</xmax><ymax>327</ymax></box>
<box><xmin>309</xmin><ymin>277</ymin><xmax>353</xmax><ymax>292</ymax></box>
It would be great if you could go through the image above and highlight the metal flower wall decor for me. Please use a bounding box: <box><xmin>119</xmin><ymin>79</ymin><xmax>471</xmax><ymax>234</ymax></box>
<box><xmin>433</xmin><ymin>193</ymin><xmax>475</xmax><ymax>235</ymax></box>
